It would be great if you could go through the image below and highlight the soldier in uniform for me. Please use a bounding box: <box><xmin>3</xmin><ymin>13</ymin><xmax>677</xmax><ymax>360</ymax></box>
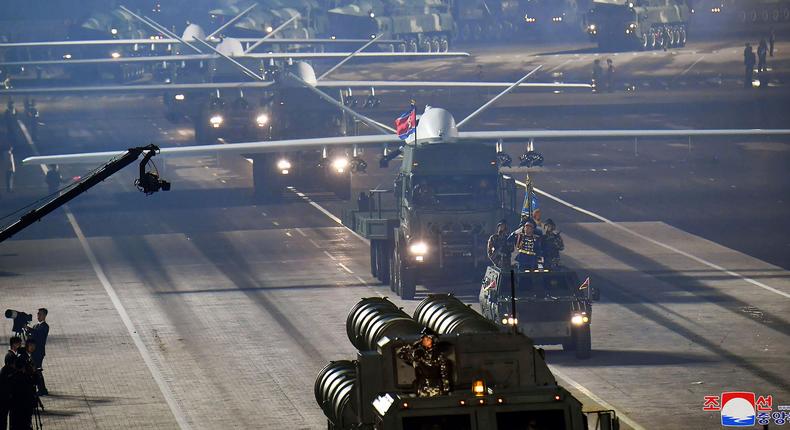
<box><xmin>509</xmin><ymin>218</ymin><xmax>542</xmax><ymax>270</ymax></box>
<box><xmin>397</xmin><ymin>330</ymin><xmax>451</xmax><ymax>397</ymax></box>
<box><xmin>744</xmin><ymin>43</ymin><xmax>756</xmax><ymax>88</ymax></box>
<box><xmin>487</xmin><ymin>220</ymin><xmax>513</xmax><ymax>268</ymax></box>
<box><xmin>541</xmin><ymin>219</ymin><xmax>564</xmax><ymax>269</ymax></box>
<box><xmin>757</xmin><ymin>38</ymin><xmax>768</xmax><ymax>72</ymax></box>
<box><xmin>591</xmin><ymin>59</ymin><xmax>603</xmax><ymax>92</ymax></box>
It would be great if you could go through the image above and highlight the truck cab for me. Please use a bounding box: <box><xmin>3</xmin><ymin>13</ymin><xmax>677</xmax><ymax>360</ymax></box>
<box><xmin>343</xmin><ymin>140</ymin><xmax>520</xmax><ymax>300</ymax></box>
<box><xmin>479</xmin><ymin>266</ymin><xmax>599</xmax><ymax>359</ymax></box>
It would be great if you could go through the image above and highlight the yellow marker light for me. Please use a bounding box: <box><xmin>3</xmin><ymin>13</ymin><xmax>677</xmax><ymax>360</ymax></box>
<box><xmin>497</xmin><ymin>398</ymin><xmax>504</xmax><ymax>404</ymax></box>
<box><xmin>459</xmin><ymin>400</ymin><xmax>466</xmax><ymax>406</ymax></box>
<box><xmin>478</xmin><ymin>399</ymin><xmax>486</xmax><ymax>405</ymax></box>
<box><xmin>472</xmin><ymin>380</ymin><xmax>486</xmax><ymax>397</ymax></box>
<box><xmin>555</xmin><ymin>394</ymin><xmax>562</xmax><ymax>401</ymax></box>
<box><xmin>402</xmin><ymin>402</ymin><xmax>409</xmax><ymax>409</ymax></box>
<box><xmin>582</xmin><ymin>316</ymin><xmax>589</xmax><ymax>323</ymax></box>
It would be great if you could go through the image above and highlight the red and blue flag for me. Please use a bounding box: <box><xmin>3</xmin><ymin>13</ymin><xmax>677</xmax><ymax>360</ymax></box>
<box><xmin>395</xmin><ymin>103</ymin><xmax>417</xmax><ymax>141</ymax></box>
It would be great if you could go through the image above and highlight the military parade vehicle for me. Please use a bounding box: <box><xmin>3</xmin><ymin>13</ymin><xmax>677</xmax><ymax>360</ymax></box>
<box><xmin>523</xmin><ymin>0</ymin><xmax>592</xmax><ymax>39</ymax></box>
<box><xmin>691</xmin><ymin>0</ymin><xmax>790</xmax><ymax>29</ymax></box>
<box><xmin>327</xmin><ymin>0</ymin><xmax>455</xmax><ymax>51</ymax></box>
<box><xmin>479</xmin><ymin>266</ymin><xmax>600</xmax><ymax>359</ymax></box>
<box><xmin>452</xmin><ymin>0</ymin><xmax>528</xmax><ymax>42</ymax></box>
<box><xmin>342</xmin><ymin>136</ymin><xmax>521</xmax><ymax>300</ymax></box>
<box><xmin>315</xmin><ymin>296</ymin><xmax>619</xmax><ymax>429</ymax></box>
<box><xmin>585</xmin><ymin>0</ymin><xmax>691</xmax><ymax>50</ymax></box>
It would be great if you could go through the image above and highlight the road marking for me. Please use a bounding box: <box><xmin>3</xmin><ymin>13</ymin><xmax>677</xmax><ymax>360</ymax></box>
<box><xmin>309</xmin><ymin>238</ymin><xmax>322</xmax><ymax>248</ymax></box>
<box><xmin>285</xmin><ymin>231</ymin><xmax>292</xmax><ymax>237</ymax></box>
<box><xmin>65</xmin><ymin>211</ymin><xmax>191</xmax><ymax>429</ymax></box>
<box><xmin>546</xmin><ymin>58</ymin><xmax>575</xmax><ymax>73</ymax></box>
<box><xmin>549</xmin><ymin>365</ymin><xmax>646</xmax><ymax>430</ymax></box>
<box><xmin>289</xmin><ymin>187</ymin><xmax>370</xmax><ymax>244</ymax></box>
<box><xmin>677</xmin><ymin>55</ymin><xmax>706</xmax><ymax>78</ymax></box>
<box><xmin>294</xmin><ymin>227</ymin><xmax>308</xmax><ymax>237</ymax></box>
<box><xmin>17</xmin><ymin>120</ymin><xmax>191</xmax><ymax>429</ymax></box>
<box><xmin>515</xmin><ymin>180</ymin><xmax>790</xmax><ymax>299</ymax></box>
<box><xmin>272</xmin><ymin>220</ymin><xmax>279</xmax><ymax>226</ymax></box>
<box><xmin>323</xmin><ymin>250</ymin><xmax>337</xmax><ymax>261</ymax></box>
<box><xmin>338</xmin><ymin>262</ymin><xmax>354</xmax><ymax>274</ymax></box>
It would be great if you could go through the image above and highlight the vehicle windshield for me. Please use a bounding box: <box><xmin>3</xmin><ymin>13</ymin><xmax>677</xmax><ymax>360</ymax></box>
<box><xmin>516</xmin><ymin>273</ymin><xmax>576</xmax><ymax>298</ymax></box>
<box><xmin>410</xmin><ymin>174</ymin><xmax>498</xmax><ymax>210</ymax></box>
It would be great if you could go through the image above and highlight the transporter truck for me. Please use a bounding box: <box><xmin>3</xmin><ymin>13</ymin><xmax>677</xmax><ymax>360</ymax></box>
<box><xmin>342</xmin><ymin>140</ymin><xmax>521</xmax><ymax>300</ymax></box>
<box><xmin>585</xmin><ymin>0</ymin><xmax>691</xmax><ymax>50</ymax></box>
<box><xmin>315</xmin><ymin>295</ymin><xmax>619</xmax><ymax>429</ymax></box>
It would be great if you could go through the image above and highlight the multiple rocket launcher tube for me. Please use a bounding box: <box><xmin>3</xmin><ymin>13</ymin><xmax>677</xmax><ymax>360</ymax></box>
<box><xmin>315</xmin><ymin>295</ymin><xmax>502</xmax><ymax>427</ymax></box>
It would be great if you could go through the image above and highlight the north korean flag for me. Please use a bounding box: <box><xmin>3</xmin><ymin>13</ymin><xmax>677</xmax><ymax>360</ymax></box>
<box><xmin>395</xmin><ymin>104</ymin><xmax>417</xmax><ymax>141</ymax></box>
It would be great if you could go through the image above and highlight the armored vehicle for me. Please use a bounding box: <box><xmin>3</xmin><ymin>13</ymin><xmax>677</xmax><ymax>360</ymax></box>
<box><xmin>691</xmin><ymin>0</ymin><xmax>790</xmax><ymax>29</ymax></box>
<box><xmin>315</xmin><ymin>296</ymin><xmax>619</xmax><ymax>429</ymax></box>
<box><xmin>342</xmin><ymin>136</ymin><xmax>521</xmax><ymax>300</ymax></box>
<box><xmin>523</xmin><ymin>0</ymin><xmax>592</xmax><ymax>39</ymax></box>
<box><xmin>452</xmin><ymin>0</ymin><xmax>529</xmax><ymax>42</ymax></box>
<box><xmin>479</xmin><ymin>266</ymin><xmax>599</xmax><ymax>359</ymax></box>
<box><xmin>327</xmin><ymin>0</ymin><xmax>455</xmax><ymax>52</ymax></box>
<box><xmin>585</xmin><ymin>0</ymin><xmax>691</xmax><ymax>50</ymax></box>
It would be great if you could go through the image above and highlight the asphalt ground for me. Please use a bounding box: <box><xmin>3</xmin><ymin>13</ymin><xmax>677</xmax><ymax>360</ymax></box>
<box><xmin>0</xmin><ymin>36</ymin><xmax>789</xmax><ymax>429</ymax></box>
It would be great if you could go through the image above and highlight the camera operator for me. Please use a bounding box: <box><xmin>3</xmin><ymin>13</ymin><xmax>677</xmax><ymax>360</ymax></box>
<box><xmin>24</xmin><ymin>309</ymin><xmax>47</xmax><ymax>396</ymax></box>
<box><xmin>3</xmin><ymin>338</ymin><xmax>21</xmax><ymax>368</ymax></box>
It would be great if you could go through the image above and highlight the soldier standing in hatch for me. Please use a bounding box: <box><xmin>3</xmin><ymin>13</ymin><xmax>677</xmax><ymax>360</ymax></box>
<box><xmin>397</xmin><ymin>331</ymin><xmax>450</xmax><ymax>397</ymax></box>
<box><xmin>541</xmin><ymin>219</ymin><xmax>564</xmax><ymax>269</ymax></box>
<box><xmin>744</xmin><ymin>43</ymin><xmax>756</xmax><ymax>88</ymax></box>
<box><xmin>509</xmin><ymin>218</ymin><xmax>542</xmax><ymax>270</ymax></box>
<box><xmin>487</xmin><ymin>220</ymin><xmax>514</xmax><ymax>269</ymax></box>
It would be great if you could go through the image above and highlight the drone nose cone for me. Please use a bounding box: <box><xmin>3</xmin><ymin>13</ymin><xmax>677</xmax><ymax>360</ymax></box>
<box><xmin>416</xmin><ymin>107</ymin><xmax>458</xmax><ymax>142</ymax></box>
<box><xmin>216</xmin><ymin>38</ymin><xmax>244</xmax><ymax>56</ymax></box>
<box><xmin>292</xmin><ymin>61</ymin><xmax>318</xmax><ymax>86</ymax></box>
<box><xmin>182</xmin><ymin>23</ymin><xmax>206</xmax><ymax>41</ymax></box>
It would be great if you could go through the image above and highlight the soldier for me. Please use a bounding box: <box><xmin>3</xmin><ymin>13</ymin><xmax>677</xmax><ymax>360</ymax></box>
<box><xmin>769</xmin><ymin>28</ymin><xmax>775</xmax><ymax>57</ymax></box>
<box><xmin>8</xmin><ymin>356</ymin><xmax>36</xmax><ymax>430</ymax></box>
<box><xmin>3</xmin><ymin>101</ymin><xmax>16</xmax><ymax>144</ymax></box>
<box><xmin>591</xmin><ymin>59</ymin><xmax>603</xmax><ymax>92</ymax></box>
<box><xmin>26</xmin><ymin>309</ymin><xmax>48</xmax><ymax>396</ymax></box>
<box><xmin>743</xmin><ymin>43</ymin><xmax>756</xmax><ymax>88</ymax></box>
<box><xmin>487</xmin><ymin>220</ymin><xmax>514</xmax><ymax>268</ymax></box>
<box><xmin>509</xmin><ymin>218</ymin><xmax>542</xmax><ymax>270</ymax></box>
<box><xmin>397</xmin><ymin>330</ymin><xmax>450</xmax><ymax>397</ymax></box>
<box><xmin>1</xmin><ymin>147</ymin><xmax>15</xmax><ymax>193</ymax></box>
<box><xmin>541</xmin><ymin>219</ymin><xmax>564</xmax><ymax>269</ymax></box>
<box><xmin>0</xmin><ymin>357</ymin><xmax>12</xmax><ymax>430</ymax></box>
<box><xmin>757</xmin><ymin>38</ymin><xmax>768</xmax><ymax>73</ymax></box>
<box><xmin>605</xmin><ymin>58</ymin><xmax>615</xmax><ymax>92</ymax></box>
<box><xmin>24</xmin><ymin>100</ymin><xmax>37</xmax><ymax>142</ymax></box>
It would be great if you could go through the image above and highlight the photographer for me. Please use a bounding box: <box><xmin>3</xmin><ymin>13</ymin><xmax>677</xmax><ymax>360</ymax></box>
<box><xmin>1</xmin><ymin>357</ymin><xmax>12</xmax><ymax>430</ymax></box>
<box><xmin>3</xmin><ymin>338</ymin><xmax>20</xmax><ymax>368</ymax></box>
<box><xmin>25</xmin><ymin>310</ymin><xmax>48</xmax><ymax>397</ymax></box>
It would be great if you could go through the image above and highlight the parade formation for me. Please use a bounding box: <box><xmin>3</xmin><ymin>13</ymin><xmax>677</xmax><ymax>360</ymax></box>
<box><xmin>0</xmin><ymin>0</ymin><xmax>789</xmax><ymax>429</ymax></box>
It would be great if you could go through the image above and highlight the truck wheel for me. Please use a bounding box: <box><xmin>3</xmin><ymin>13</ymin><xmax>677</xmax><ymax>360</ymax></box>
<box><xmin>679</xmin><ymin>26</ymin><xmax>687</xmax><ymax>46</ymax></box>
<box><xmin>574</xmin><ymin>325</ymin><xmax>592</xmax><ymax>359</ymax></box>
<box><xmin>389</xmin><ymin>249</ymin><xmax>397</xmax><ymax>292</ymax></box>
<box><xmin>395</xmin><ymin>244</ymin><xmax>416</xmax><ymax>299</ymax></box>
<box><xmin>562</xmin><ymin>338</ymin><xmax>576</xmax><ymax>352</ymax></box>
<box><xmin>640</xmin><ymin>33</ymin><xmax>649</xmax><ymax>50</ymax></box>
<box><xmin>380</xmin><ymin>241</ymin><xmax>391</xmax><ymax>284</ymax></box>
<box><xmin>430</xmin><ymin>37</ymin><xmax>441</xmax><ymax>53</ymax></box>
<box><xmin>439</xmin><ymin>36</ymin><xmax>449</xmax><ymax>52</ymax></box>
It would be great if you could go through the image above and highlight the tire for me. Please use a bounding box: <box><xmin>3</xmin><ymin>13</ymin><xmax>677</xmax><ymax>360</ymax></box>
<box><xmin>408</xmin><ymin>38</ymin><xmax>418</xmax><ymax>52</ymax></box>
<box><xmin>430</xmin><ymin>37</ymin><xmax>440</xmax><ymax>53</ymax></box>
<box><xmin>389</xmin><ymin>249</ymin><xmax>397</xmax><ymax>292</ymax></box>
<box><xmin>649</xmin><ymin>32</ymin><xmax>657</xmax><ymax>49</ymax></box>
<box><xmin>439</xmin><ymin>36</ymin><xmax>449</xmax><ymax>52</ymax></box>
<box><xmin>574</xmin><ymin>325</ymin><xmax>592</xmax><ymax>359</ymax></box>
<box><xmin>679</xmin><ymin>26</ymin><xmax>687</xmax><ymax>47</ymax></box>
<box><xmin>395</xmin><ymin>242</ymin><xmax>416</xmax><ymax>300</ymax></box>
<box><xmin>641</xmin><ymin>33</ymin><xmax>649</xmax><ymax>50</ymax></box>
<box><xmin>377</xmin><ymin>241</ymin><xmax>391</xmax><ymax>285</ymax></box>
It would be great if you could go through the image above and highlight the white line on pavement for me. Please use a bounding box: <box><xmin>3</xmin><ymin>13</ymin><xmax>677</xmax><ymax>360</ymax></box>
<box><xmin>515</xmin><ymin>180</ymin><xmax>790</xmax><ymax>299</ymax></box>
<box><xmin>549</xmin><ymin>365</ymin><xmax>647</xmax><ymax>430</ymax></box>
<box><xmin>323</xmin><ymin>250</ymin><xmax>337</xmax><ymax>261</ymax></box>
<box><xmin>17</xmin><ymin>119</ymin><xmax>191</xmax><ymax>429</ymax></box>
<box><xmin>677</xmin><ymin>55</ymin><xmax>706</xmax><ymax>78</ymax></box>
<box><xmin>338</xmin><ymin>262</ymin><xmax>354</xmax><ymax>274</ymax></box>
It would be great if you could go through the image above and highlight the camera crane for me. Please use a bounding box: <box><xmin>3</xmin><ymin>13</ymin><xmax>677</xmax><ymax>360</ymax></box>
<box><xmin>0</xmin><ymin>144</ymin><xmax>169</xmax><ymax>243</ymax></box>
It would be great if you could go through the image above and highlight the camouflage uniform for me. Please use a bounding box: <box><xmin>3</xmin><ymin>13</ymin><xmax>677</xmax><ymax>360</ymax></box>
<box><xmin>397</xmin><ymin>339</ymin><xmax>450</xmax><ymax>397</ymax></box>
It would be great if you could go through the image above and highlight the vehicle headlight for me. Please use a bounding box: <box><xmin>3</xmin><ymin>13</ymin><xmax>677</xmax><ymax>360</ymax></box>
<box><xmin>63</xmin><ymin>53</ymin><xmax>72</xmax><ymax>60</ymax></box>
<box><xmin>409</xmin><ymin>241</ymin><xmax>428</xmax><ymax>256</ymax></box>
<box><xmin>256</xmin><ymin>113</ymin><xmax>269</xmax><ymax>127</ymax></box>
<box><xmin>174</xmin><ymin>94</ymin><xmax>185</xmax><ymax>101</ymax></box>
<box><xmin>209</xmin><ymin>114</ymin><xmax>223</xmax><ymax>128</ymax></box>
<box><xmin>277</xmin><ymin>158</ymin><xmax>291</xmax><ymax>174</ymax></box>
<box><xmin>571</xmin><ymin>313</ymin><xmax>589</xmax><ymax>325</ymax></box>
<box><xmin>331</xmin><ymin>157</ymin><xmax>349</xmax><ymax>173</ymax></box>
<box><xmin>111</xmin><ymin>51</ymin><xmax>121</xmax><ymax>59</ymax></box>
